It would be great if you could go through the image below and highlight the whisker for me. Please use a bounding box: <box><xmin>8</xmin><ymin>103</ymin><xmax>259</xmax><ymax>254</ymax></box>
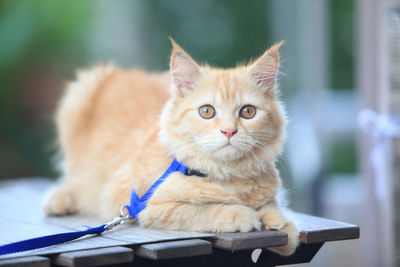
<box><xmin>174</xmin><ymin>143</ymin><xmax>198</xmax><ymax>153</ymax></box>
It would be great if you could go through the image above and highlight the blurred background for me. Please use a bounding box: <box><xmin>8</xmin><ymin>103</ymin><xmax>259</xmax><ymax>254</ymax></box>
<box><xmin>0</xmin><ymin>0</ymin><xmax>399</xmax><ymax>266</ymax></box>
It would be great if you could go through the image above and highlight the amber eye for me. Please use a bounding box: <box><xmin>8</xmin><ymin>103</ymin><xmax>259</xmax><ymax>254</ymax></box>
<box><xmin>239</xmin><ymin>105</ymin><xmax>256</xmax><ymax>119</ymax></box>
<box><xmin>198</xmin><ymin>105</ymin><xmax>215</xmax><ymax>119</ymax></box>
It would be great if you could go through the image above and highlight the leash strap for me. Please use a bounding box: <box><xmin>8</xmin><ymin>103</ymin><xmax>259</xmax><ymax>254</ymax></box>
<box><xmin>0</xmin><ymin>225</ymin><xmax>107</xmax><ymax>255</ymax></box>
<box><xmin>125</xmin><ymin>158</ymin><xmax>187</xmax><ymax>219</ymax></box>
<box><xmin>0</xmin><ymin>158</ymin><xmax>187</xmax><ymax>256</ymax></box>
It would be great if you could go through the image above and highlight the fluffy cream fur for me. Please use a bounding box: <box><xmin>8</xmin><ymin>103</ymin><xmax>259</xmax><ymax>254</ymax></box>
<box><xmin>43</xmin><ymin>40</ymin><xmax>299</xmax><ymax>255</ymax></box>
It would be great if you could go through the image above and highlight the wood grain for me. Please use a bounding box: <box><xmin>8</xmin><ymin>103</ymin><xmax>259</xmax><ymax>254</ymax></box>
<box><xmin>292</xmin><ymin>213</ymin><xmax>360</xmax><ymax>243</ymax></box>
<box><xmin>53</xmin><ymin>246</ymin><xmax>133</xmax><ymax>267</ymax></box>
<box><xmin>135</xmin><ymin>239</ymin><xmax>212</xmax><ymax>260</ymax></box>
<box><xmin>0</xmin><ymin>178</ymin><xmax>213</xmax><ymax>260</ymax></box>
<box><xmin>0</xmin><ymin>256</ymin><xmax>49</xmax><ymax>267</ymax></box>
<box><xmin>0</xmin><ymin>178</ymin><xmax>360</xmax><ymax>264</ymax></box>
<box><xmin>212</xmin><ymin>230</ymin><xmax>287</xmax><ymax>251</ymax></box>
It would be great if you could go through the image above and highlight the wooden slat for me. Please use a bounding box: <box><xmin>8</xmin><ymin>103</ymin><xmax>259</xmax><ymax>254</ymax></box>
<box><xmin>212</xmin><ymin>230</ymin><xmax>287</xmax><ymax>251</ymax></box>
<box><xmin>0</xmin><ymin>178</ymin><xmax>214</xmax><ymax>260</ymax></box>
<box><xmin>0</xmin><ymin>178</ymin><xmax>360</xmax><ymax>264</ymax></box>
<box><xmin>211</xmin><ymin>213</ymin><xmax>360</xmax><ymax>251</ymax></box>
<box><xmin>293</xmin><ymin>213</ymin><xmax>360</xmax><ymax>243</ymax></box>
<box><xmin>0</xmin><ymin>256</ymin><xmax>49</xmax><ymax>267</ymax></box>
<box><xmin>53</xmin><ymin>247</ymin><xmax>133</xmax><ymax>267</ymax></box>
<box><xmin>135</xmin><ymin>239</ymin><xmax>212</xmax><ymax>260</ymax></box>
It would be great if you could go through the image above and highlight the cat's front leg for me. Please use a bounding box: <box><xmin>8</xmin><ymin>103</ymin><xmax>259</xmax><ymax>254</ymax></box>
<box><xmin>43</xmin><ymin>184</ymin><xmax>77</xmax><ymax>215</ymax></box>
<box><xmin>258</xmin><ymin>202</ymin><xmax>299</xmax><ymax>255</ymax></box>
<box><xmin>137</xmin><ymin>172</ymin><xmax>262</xmax><ymax>232</ymax></box>
<box><xmin>139</xmin><ymin>201</ymin><xmax>262</xmax><ymax>233</ymax></box>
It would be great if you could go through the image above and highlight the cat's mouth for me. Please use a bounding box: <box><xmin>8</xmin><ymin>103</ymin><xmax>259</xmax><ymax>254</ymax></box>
<box><xmin>218</xmin><ymin>141</ymin><xmax>240</xmax><ymax>151</ymax></box>
<box><xmin>210</xmin><ymin>141</ymin><xmax>247</xmax><ymax>162</ymax></box>
<box><xmin>221</xmin><ymin>142</ymin><xmax>232</xmax><ymax>148</ymax></box>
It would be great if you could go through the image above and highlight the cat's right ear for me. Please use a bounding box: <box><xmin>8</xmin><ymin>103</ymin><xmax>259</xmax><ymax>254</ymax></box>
<box><xmin>248</xmin><ymin>41</ymin><xmax>283</xmax><ymax>96</ymax></box>
<box><xmin>169</xmin><ymin>38</ymin><xmax>201</xmax><ymax>96</ymax></box>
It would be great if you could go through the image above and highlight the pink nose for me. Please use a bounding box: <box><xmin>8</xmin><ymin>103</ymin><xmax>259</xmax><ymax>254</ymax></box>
<box><xmin>220</xmin><ymin>128</ymin><xmax>238</xmax><ymax>139</ymax></box>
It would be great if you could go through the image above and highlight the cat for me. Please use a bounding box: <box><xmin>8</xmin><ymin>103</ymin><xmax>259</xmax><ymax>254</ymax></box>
<box><xmin>43</xmin><ymin>39</ymin><xmax>299</xmax><ymax>255</ymax></box>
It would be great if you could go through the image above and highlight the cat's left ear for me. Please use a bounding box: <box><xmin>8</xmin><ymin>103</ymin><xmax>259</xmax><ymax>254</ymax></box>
<box><xmin>169</xmin><ymin>38</ymin><xmax>201</xmax><ymax>96</ymax></box>
<box><xmin>248</xmin><ymin>41</ymin><xmax>283</xmax><ymax>95</ymax></box>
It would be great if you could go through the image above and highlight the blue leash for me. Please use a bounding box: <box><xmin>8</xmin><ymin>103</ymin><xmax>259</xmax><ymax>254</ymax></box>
<box><xmin>0</xmin><ymin>158</ymin><xmax>187</xmax><ymax>256</ymax></box>
<box><xmin>125</xmin><ymin>157</ymin><xmax>187</xmax><ymax>219</ymax></box>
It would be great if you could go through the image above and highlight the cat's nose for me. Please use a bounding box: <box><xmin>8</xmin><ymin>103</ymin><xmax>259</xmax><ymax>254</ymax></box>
<box><xmin>220</xmin><ymin>128</ymin><xmax>238</xmax><ymax>139</ymax></box>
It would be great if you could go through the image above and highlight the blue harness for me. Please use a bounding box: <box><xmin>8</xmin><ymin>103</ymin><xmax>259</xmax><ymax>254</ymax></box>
<box><xmin>0</xmin><ymin>158</ymin><xmax>204</xmax><ymax>256</ymax></box>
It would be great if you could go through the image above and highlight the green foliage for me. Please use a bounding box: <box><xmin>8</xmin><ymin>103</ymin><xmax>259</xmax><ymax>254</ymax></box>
<box><xmin>329</xmin><ymin>138</ymin><xmax>357</xmax><ymax>174</ymax></box>
<box><xmin>142</xmin><ymin>0</ymin><xmax>271</xmax><ymax>69</ymax></box>
<box><xmin>0</xmin><ymin>0</ymin><xmax>356</xmax><ymax>180</ymax></box>
<box><xmin>330</xmin><ymin>0</ymin><xmax>354</xmax><ymax>89</ymax></box>
<box><xmin>0</xmin><ymin>1</ymin><xmax>94</xmax><ymax>179</ymax></box>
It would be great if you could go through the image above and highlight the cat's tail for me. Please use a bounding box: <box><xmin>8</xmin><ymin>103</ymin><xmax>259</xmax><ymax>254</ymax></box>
<box><xmin>55</xmin><ymin>64</ymin><xmax>116</xmax><ymax>155</ymax></box>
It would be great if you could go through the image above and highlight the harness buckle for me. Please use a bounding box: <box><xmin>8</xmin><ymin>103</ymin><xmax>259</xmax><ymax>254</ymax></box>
<box><xmin>104</xmin><ymin>206</ymin><xmax>135</xmax><ymax>230</ymax></box>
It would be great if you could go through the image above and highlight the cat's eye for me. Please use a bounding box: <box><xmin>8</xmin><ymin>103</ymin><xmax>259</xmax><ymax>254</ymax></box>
<box><xmin>198</xmin><ymin>105</ymin><xmax>215</xmax><ymax>119</ymax></box>
<box><xmin>239</xmin><ymin>105</ymin><xmax>256</xmax><ymax>119</ymax></box>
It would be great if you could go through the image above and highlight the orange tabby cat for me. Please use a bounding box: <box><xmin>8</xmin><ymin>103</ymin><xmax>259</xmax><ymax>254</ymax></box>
<box><xmin>43</xmin><ymin>39</ymin><xmax>299</xmax><ymax>255</ymax></box>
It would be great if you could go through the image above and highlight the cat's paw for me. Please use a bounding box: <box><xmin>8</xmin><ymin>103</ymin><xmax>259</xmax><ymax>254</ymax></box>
<box><xmin>267</xmin><ymin>221</ymin><xmax>299</xmax><ymax>256</ymax></box>
<box><xmin>261</xmin><ymin>212</ymin><xmax>286</xmax><ymax>230</ymax></box>
<box><xmin>215</xmin><ymin>205</ymin><xmax>262</xmax><ymax>232</ymax></box>
<box><xmin>43</xmin><ymin>186</ymin><xmax>76</xmax><ymax>216</ymax></box>
<box><xmin>138</xmin><ymin>203</ymin><xmax>261</xmax><ymax>233</ymax></box>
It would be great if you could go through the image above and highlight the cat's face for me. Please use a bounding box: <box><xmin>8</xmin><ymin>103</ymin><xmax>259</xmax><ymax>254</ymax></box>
<box><xmin>160</xmin><ymin>40</ymin><xmax>286</xmax><ymax>171</ymax></box>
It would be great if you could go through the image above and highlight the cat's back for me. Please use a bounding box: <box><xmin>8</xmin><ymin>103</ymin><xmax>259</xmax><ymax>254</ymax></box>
<box><xmin>57</xmin><ymin>65</ymin><xmax>170</xmax><ymax>170</ymax></box>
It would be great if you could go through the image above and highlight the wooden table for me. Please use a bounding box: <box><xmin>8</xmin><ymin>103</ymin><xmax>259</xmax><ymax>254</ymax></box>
<box><xmin>0</xmin><ymin>178</ymin><xmax>359</xmax><ymax>267</ymax></box>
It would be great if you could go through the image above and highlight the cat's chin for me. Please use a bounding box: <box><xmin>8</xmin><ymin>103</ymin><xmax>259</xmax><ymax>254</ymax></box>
<box><xmin>210</xmin><ymin>144</ymin><xmax>248</xmax><ymax>162</ymax></box>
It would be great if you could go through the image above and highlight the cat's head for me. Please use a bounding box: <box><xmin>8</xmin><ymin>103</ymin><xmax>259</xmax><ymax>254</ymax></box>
<box><xmin>160</xmin><ymin>39</ymin><xmax>286</xmax><ymax>179</ymax></box>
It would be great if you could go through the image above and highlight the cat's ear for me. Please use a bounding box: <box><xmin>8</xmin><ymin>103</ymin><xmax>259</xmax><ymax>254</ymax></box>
<box><xmin>169</xmin><ymin>38</ymin><xmax>201</xmax><ymax>96</ymax></box>
<box><xmin>248</xmin><ymin>41</ymin><xmax>283</xmax><ymax>95</ymax></box>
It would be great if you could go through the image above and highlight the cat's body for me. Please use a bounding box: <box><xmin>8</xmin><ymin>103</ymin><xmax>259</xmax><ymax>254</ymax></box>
<box><xmin>44</xmin><ymin>40</ymin><xmax>299</xmax><ymax>255</ymax></box>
